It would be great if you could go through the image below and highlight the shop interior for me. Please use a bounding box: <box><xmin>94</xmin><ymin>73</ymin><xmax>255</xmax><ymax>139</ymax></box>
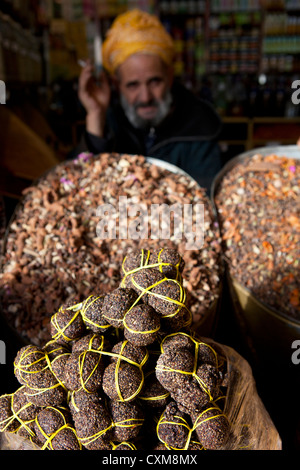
<box><xmin>0</xmin><ymin>0</ymin><xmax>299</xmax><ymax>452</ymax></box>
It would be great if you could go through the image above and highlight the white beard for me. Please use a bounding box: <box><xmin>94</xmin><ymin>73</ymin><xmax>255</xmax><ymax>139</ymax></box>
<box><xmin>120</xmin><ymin>90</ymin><xmax>173</xmax><ymax>129</ymax></box>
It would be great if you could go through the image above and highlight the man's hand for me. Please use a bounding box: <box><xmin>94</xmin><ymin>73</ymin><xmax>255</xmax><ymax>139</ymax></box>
<box><xmin>78</xmin><ymin>60</ymin><xmax>111</xmax><ymax>137</ymax></box>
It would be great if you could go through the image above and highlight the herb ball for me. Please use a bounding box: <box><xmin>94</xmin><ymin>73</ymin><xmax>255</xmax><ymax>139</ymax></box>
<box><xmin>64</xmin><ymin>350</ymin><xmax>104</xmax><ymax>393</ymax></box>
<box><xmin>14</xmin><ymin>345</ymin><xmax>48</xmax><ymax>386</ymax></box>
<box><xmin>160</xmin><ymin>332</ymin><xmax>195</xmax><ymax>354</ymax></box>
<box><xmin>138</xmin><ymin>371</ymin><xmax>170</xmax><ymax>409</ymax></box>
<box><xmin>110</xmin><ymin>340</ymin><xmax>149</xmax><ymax>368</ymax></box>
<box><xmin>50</xmin><ymin>303</ymin><xmax>85</xmax><ymax>344</ymax></box>
<box><xmin>124</xmin><ymin>304</ymin><xmax>160</xmax><ymax>346</ymax></box>
<box><xmin>155</xmin><ymin>348</ymin><xmax>195</xmax><ymax>392</ymax></box>
<box><xmin>121</xmin><ymin>249</ymin><xmax>151</xmax><ymax>277</ymax></box>
<box><xmin>109</xmin><ymin>400</ymin><xmax>144</xmax><ymax>442</ymax></box>
<box><xmin>157</xmin><ymin>401</ymin><xmax>190</xmax><ymax>450</ymax></box>
<box><xmin>0</xmin><ymin>393</ymin><xmax>19</xmax><ymax>433</ymax></box>
<box><xmin>148</xmin><ymin>278</ymin><xmax>186</xmax><ymax>319</ymax></box>
<box><xmin>14</xmin><ymin>344</ymin><xmax>67</xmax><ymax>407</ymax></box>
<box><xmin>12</xmin><ymin>386</ymin><xmax>40</xmax><ymax>422</ymax></box>
<box><xmin>34</xmin><ymin>406</ymin><xmax>81</xmax><ymax>450</ymax></box>
<box><xmin>102</xmin><ymin>362</ymin><xmax>144</xmax><ymax>402</ymax></box>
<box><xmin>69</xmin><ymin>390</ymin><xmax>113</xmax><ymax>450</ymax></box>
<box><xmin>191</xmin><ymin>404</ymin><xmax>230</xmax><ymax>450</ymax></box>
<box><xmin>101</xmin><ymin>287</ymin><xmax>139</xmax><ymax>328</ymax></box>
<box><xmin>149</xmin><ymin>248</ymin><xmax>185</xmax><ymax>279</ymax></box>
<box><xmin>23</xmin><ymin>376</ymin><xmax>66</xmax><ymax>408</ymax></box>
<box><xmin>125</xmin><ymin>268</ymin><xmax>165</xmax><ymax>304</ymax></box>
<box><xmin>80</xmin><ymin>295</ymin><xmax>110</xmax><ymax>333</ymax></box>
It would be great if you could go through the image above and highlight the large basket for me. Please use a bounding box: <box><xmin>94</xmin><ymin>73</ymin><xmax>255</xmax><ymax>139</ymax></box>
<box><xmin>0</xmin><ymin>154</ymin><xmax>223</xmax><ymax>346</ymax></box>
<box><xmin>212</xmin><ymin>145</ymin><xmax>300</xmax><ymax>369</ymax></box>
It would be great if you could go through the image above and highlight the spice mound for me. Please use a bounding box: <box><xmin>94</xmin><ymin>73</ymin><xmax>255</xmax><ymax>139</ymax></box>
<box><xmin>214</xmin><ymin>153</ymin><xmax>300</xmax><ymax>320</ymax></box>
<box><xmin>0</xmin><ymin>153</ymin><xmax>222</xmax><ymax>345</ymax></box>
<box><xmin>0</xmin><ymin>249</ymin><xmax>230</xmax><ymax>451</ymax></box>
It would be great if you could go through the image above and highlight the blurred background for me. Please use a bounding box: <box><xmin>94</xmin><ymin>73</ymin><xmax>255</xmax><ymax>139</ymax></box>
<box><xmin>0</xmin><ymin>0</ymin><xmax>300</xmax><ymax>218</ymax></box>
<box><xmin>0</xmin><ymin>0</ymin><xmax>300</xmax><ymax>450</ymax></box>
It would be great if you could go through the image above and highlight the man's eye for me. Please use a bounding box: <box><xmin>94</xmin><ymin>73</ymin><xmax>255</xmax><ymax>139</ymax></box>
<box><xmin>126</xmin><ymin>82</ymin><xmax>139</xmax><ymax>90</ymax></box>
<box><xmin>150</xmin><ymin>78</ymin><xmax>162</xmax><ymax>86</ymax></box>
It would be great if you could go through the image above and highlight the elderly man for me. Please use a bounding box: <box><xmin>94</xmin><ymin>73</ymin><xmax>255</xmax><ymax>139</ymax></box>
<box><xmin>75</xmin><ymin>9</ymin><xmax>222</xmax><ymax>190</ymax></box>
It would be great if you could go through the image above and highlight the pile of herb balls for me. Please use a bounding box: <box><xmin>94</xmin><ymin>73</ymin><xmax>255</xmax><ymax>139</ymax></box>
<box><xmin>0</xmin><ymin>248</ymin><xmax>230</xmax><ymax>450</ymax></box>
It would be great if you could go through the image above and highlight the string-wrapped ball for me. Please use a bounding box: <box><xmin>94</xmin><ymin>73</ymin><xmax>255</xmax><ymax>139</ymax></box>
<box><xmin>157</xmin><ymin>401</ymin><xmax>190</xmax><ymax>450</ymax></box>
<box><xmin>110</xmin><ymin>340</ymin><xmax>149</xmax><ymax>368</ymax></box>
<box><xmin>69</xmin><ymin>390</ymin><xmax>113</xmax><ymax>450</ymax></box>
<box><xmin>148</xmin><ymin>248</ymin><xmax>185</xmax><ymax>279</ymax></box>
<box><xmin>123</xmin><ymin>304</ymin><xmax>160</xmax><ymax>346</ymax></box>
<box><xmin>138</xmin><ymin>371</ymin><xmax>170</xmax><ymax>409</ymax></box>
<box><xmin>14</xmin><ymin>345</ymin><xmax>67</xmax><ymax>407</ymax></box>
<box><xmin>101</xmin><ymin>287</ymin><xmax>139</xmax><ymax>328</ymax></box>
<box><xmin>124</xmin><ymin>268</ymin><xmax>164</xmax><ymax>304</ymax></box>
<box><xmin>109</xmin><ymin>400</ymin><xmax>144</xmax><ymax>442</ymax></box>
<box><xmin>191</xmin><ymin>404</ymin><xmax>230</xmax><ymax>450</ymax></box>
<box><xmin>0</xmin><ymin>394</ymin><xmax>17</xmax><ymax>433</ymax></box>
<box><xmin>80</xmin><ymin>295</ymin><xmax>110</xmax><ymax>333</ymax></box>
<box><xmin>147</xmin><ymin>278</ymin><xmax>189</xmax><ymax>323</ymax></box>
<box><xmin>14</xmin><ymin>345</ymin><xmax>47</xmax><ymax>386</ymax></box>
<box><xmin>156</xmin><ymin>333</ymin><xmax>222</xmax><ymax>414</ymax></box>
<box><xmin>155</xmin><ymin>348</ymin><xmax>195</xmax><ymax>392</ymax></box>
<box><xmin>34</xmin><ymin>406</ymin><xmax>81</xmax><ymax>450</ymax></box>
<box><xmin>63</xmin><ymin>349</ymin><xmax>105</xmax><ymax>393</ymax></box>
<box><xmin>50</xmin><ymin>302</ymin><xmax>86</xmax><ymax>344</ymax></box>
<box><xmin>121</xmin><ymin>249</ymin><xmax>152</xmax><ymax>276</ymax></box>
<box><xmin>102</xmin><ymin>361</ymin><xmax>144</xmax><ymax>402</ymax></box>
<box><xmin>121</xmin><ymin>248</ymin><xmax>184</xmax><ymax>281</ymax></box>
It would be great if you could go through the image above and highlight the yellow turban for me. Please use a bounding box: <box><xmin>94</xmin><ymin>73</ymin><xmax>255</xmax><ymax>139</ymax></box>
<box><xmin>102</xmin><ymin>9</ymin><xmax>175</xmax><ymax>75</ymax></box>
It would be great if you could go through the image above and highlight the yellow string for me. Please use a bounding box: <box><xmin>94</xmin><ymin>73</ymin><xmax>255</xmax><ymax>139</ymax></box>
<box><xmin>139</xmin><ymin>391</ymin><xmax>170</xmax><ymax>402</ymax></box>
<box><xmin>121</xmin><ymin>249</ymin><xmax>183</xmax><ymax>284</ymax></box>
<box><xmin>113</xmin><ymin>417</ymin><xmax>144</xmax><ymax>429</ymax></box>
<box><xmin>122</xmin><ymin>315</ymin><xmax>161</xmax><ymax>336</ymax></box>
<box><xmin>78</xmin><ymin>421</ymin><xmax>114</xmax><ymax>447</ymax></box>
<box><xmin>14</xmin><ymin>346</ymin><xmax>69</xmax><ymax>397</ymax></box>
<box><xmin>110</xmin><ymin>441</ymin><xmax>137</xmax><ymax>450</ymax></box>
<box><xmin>74</xmin><ymin>349</ymin><xmax>103</xmax><ymax>393</ymax></box>
<box><xmin>35</xmin><ymin>406</ymin><xmax>82</xmax><ymax>450</ymax></box>
<box><xmin>157</xmin><ymin>332</ymin><xmax>221</xmax><ymax>402</ymax></box>
<box><xmin>51</xmin><ymin>304</ymin><xmax>82</xmax><ymax>342</ymax></box>
<box><xmin>0</xmin><ymin>390</ymin><xmax>36</xmax><ymax>436</ymax></box>
<box><xmin>114</xmin><ymin>341</ymin><xmax>145</xmax><ymax>402</ymax></box>
<box><xmin>14</xmin><ymin>347</ymin><xmax>49</xmax><ymax>383</ymax></box>
<box><xmin>81</xmin><ymin>295</ymin><xmax>110</xmax><ymax>331</ymax></box>
<box><xmin>157</xmin><ymin>404</ymin><xmax>227</xmax><ymax>450</ymax></box>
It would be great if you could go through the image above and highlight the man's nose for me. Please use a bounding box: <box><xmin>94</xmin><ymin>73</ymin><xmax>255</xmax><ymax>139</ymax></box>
<box><xmin>138</xmin><ymin>84</ymin><xmax>152</xmax><ymax>103</ymax></box>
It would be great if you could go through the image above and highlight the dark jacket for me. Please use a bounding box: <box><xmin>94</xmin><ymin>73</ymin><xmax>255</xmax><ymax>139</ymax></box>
<box><xmin>71</xmin><ymin>81</ymin><xmax>223</xmax><ymax>190</ymax></box>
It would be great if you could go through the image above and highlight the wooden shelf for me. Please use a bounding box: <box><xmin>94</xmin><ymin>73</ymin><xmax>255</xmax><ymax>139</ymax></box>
<box><xmin>221</xmin><ymin>116</ymin><xmax>300</xmax><ymax>151</ymax></box>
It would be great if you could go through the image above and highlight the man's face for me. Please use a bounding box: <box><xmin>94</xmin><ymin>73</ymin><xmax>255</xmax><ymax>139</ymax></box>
<box><xmin>116</xmin><ymin>54</ymin><xmax>174</xmax><ymax>129</ymax></box>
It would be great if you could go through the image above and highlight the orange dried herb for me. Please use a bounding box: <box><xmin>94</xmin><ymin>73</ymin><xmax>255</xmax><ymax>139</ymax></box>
<box><xmin>215</xmin><ymin>153</ymin><xmax>300</xmax><ymax>320</ymax></box>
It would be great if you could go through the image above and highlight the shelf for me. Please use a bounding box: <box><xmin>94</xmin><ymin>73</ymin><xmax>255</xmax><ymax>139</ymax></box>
<box><xmin>220</xmin><ymin>116</ymin><xmax>300</xmax><ymax>151</ymax></box>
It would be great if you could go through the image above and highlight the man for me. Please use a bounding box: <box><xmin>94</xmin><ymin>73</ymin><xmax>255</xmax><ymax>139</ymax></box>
<box><xmin>75</xmin><ymin>9</ymin><xmax>222</xmax><ymax>190</ymax></box>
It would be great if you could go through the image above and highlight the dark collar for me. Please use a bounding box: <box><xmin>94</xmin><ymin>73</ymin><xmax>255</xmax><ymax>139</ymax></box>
<box><xmin>109</xmin><ymin>81</ymin><xmax>222</xmax><ymax>146</ymax></box>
